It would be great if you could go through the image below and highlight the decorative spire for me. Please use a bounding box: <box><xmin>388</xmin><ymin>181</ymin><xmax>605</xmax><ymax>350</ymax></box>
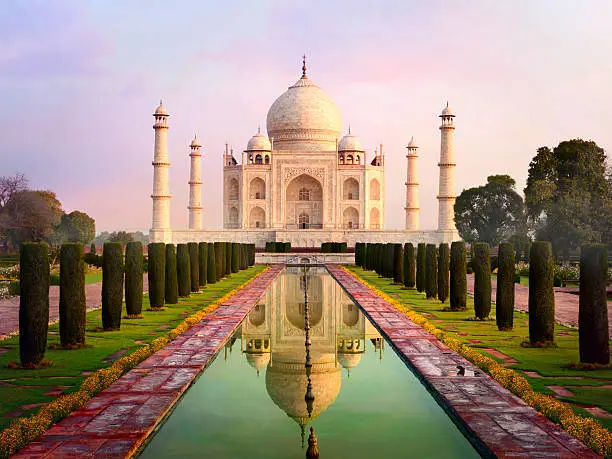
<box><xmin>302</xmin><ymin>54</ymin><xmax>307</xmax><ymax>78</ymax></box>
<box><xmin>348</xmin><ymin>124</ymin><xmax>351</xmax><ymax>135</ymax></box>
<box><xmin>306</xmin><ymin>427</ymin><xmax>319</xmax><ymax>459</ymax></box>
<box><xmin>257</xmin><ymin>125</ymin><xmax>261</xmax><ymax>134</ymax></box>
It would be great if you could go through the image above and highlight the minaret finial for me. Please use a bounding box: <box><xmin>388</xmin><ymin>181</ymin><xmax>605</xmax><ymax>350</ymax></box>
<box><xmin>258</xmin><ymin>125</ymin><xmax>261</xmax><ymax>134</ymax></box>
<box><xmin>446</xmin><ymin>100</ymin><xmax>449</xmax><ymax>108</ymax></box>
<box><xmin>302</xmin><ymin>54</ymin><xmax>307</xmax><ymax>78</ymax></box>
<box><xmin>160</xmin><ymin>99</ymin><xmax>163</xmax><ymax>105</ymax></box>
<box><xmin>348</xmin><ymin>124</ymin><xmax>351</xmax><ymax>135</ymax></box>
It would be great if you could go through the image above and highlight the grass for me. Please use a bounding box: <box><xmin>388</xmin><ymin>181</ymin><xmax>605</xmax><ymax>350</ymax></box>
<box><xmin>348</xmin><ymin>266</ymin><xmax>612</xmax><ymax>431</ymax></box>
<box><xmin>0</xmin><ymin>265</ymin><xmax>264</xmax><ymax>430</ymax></box>
<box><xmin>84</xmin><ymin>271</ymin><xmax>102</xmax><ymax>284</ymax></box>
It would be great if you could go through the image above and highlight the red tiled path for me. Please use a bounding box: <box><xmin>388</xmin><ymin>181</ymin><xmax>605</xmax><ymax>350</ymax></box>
<box><xmin>328</xmin><ymin>265</ymin><xmax>598</xmax><ymax>459</ymax></box>
<box><xmin>12</xmin><ymin>266</ymin><xmax>283</xmax><ymax>458</ymax></box>
<box><xmin>467</xmin><ymin>275</ymin><xmax>612</xmax><ymax>337</ymax></box>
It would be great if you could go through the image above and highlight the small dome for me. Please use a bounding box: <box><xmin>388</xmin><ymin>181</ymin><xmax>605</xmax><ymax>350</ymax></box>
<box><xmin>407</xmin><ymin>136</ymin><xmax>418</xmax><ymax>148</ymax></box>
<box><xmin>154</xmin><ymin>100</ymin><xmax>167</xmax><ymax>115</ymax></box>
<box><xmin>338</xmin><ymin>133</ymin><xmax>364</xmax><ymax>152</ymax></box>
<box><xmin>441</xmin><ymin>102</ymin><xmax>454</xmax><ymax>117</ymax></box>
<box><xmin>246</xmin><ymin>132</ymin><xmax>272</xmax><ymax>152</ymax></box>
<box><xmin>190</xmin><ymin>135</ymin><xmax>201</xmax><ymax>148</ymax></box>
<box><xmin>338</xmin><ymin>353</ymin><xmax>363</xmax><ymax>370</ymax></box>
<box><xmin>246</xmin><ymin>352</ymin><xmax>270</xmax><ymax>372</ymax></box>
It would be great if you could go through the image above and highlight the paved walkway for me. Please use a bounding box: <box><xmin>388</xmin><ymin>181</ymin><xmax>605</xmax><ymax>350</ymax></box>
<box><xmin>12</xmin><ymin>265</ymin><xmax>283</xmax><ymax>458</ymax></box>
<box><xmin>0</xmin><ymin>276</ymin><xmax>149</xmax><ymax>340</ymax></box>
<box><xmin>467</xmin><ymin>275</ymin><xmax>612</xmax><ymax>337</ymax></box>
<box><xmin>328</xmin><ymin>266</ymin><xmax>597</xmax><ymax>459</ymax></box>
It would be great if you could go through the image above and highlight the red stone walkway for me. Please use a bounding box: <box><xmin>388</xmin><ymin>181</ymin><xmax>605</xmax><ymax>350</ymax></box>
<box><xmin>328</xmin><ymin>265</ymin><xmax>598</xmax><ymax>459</ymax></box>
<box><xmin>12</xmin><ymin>266</ymin><xmax>283</xmax><ymax>458</ymax></box>
<box><xmin>467</xmin><ymin>275</ymin><xmax>612</xmax><ymax>337</ymax></box>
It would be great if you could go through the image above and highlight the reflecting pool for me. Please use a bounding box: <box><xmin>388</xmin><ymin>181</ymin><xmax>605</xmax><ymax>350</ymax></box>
<box><xmin>139</xmin><ymin>267</ymin><xmax>480</xmax><ymax>458</ymax></box>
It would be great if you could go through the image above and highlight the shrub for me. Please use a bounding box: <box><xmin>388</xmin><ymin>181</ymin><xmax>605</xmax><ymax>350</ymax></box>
<box><xmin>124</xmin><ymin>242</ymin><xmax>143</xmax><ymax>317</ymax></box>
<box><xmin>416</xmin><ymin>243</ymin><xmax>426</xmax><ymax>293</ymax></box>
<box><xmin>207</xmin><ymin>243</ymin><xmax>217</xmax><ymax>284</ymax></box>
<box><xmin>265</xmin><ymin>241</ymin><xmax>274</xmax><ymax>253</ymax></box>
<box><xmin>165</xmin><ymin>244</ymin><xmax>178</xmax><ymax>304</ymax></box>
<box><xmin>89</xmin><ymin>243</ymin><xmax>96</xmax><ymax>255</ymax></box>
<box><xmin>472</xmin><ymin>242</ymin><xmax>491</xmax><ymax>319</ymax></box>
<box><xmin>450</xmin><ymin>241</ymin><xmax>467</xmax><ymax>311</ymax></box>
<box><xmin>102</xmin><ymin>242</ymin><xmax>124</xmax><ymax>330</ymax></box>
<box><xmin>198</xmin><ymin>242</ymin><xmax>208</xmax><ymax>287</ymax></box>
<box><xmin>177</xmin><ymin>244</ymin><xmax>191</xmax><ymax>297</ymax></box>
<box><xmin>403</xmin><ymin>243</ymin><xmax>415</xmax><ymax>288</ymax></box>
<box><xmin>231</xmin><ymin>242</ymin><xmax>240</xmax><ymax>273</ymax></box>
<box><xmin>393</xmin><ymin>243</ymin><xmax>403</xmax><ymax>284</ymax></box>
<box><xmin>214</xmin><ymin>242</ymin><xmax>223</xmax><ymax>281</ymax></box>
<box><xmin>147</xmin><ymin>243</ymin><xmax>165</xmax><ymax>308</ymax></box>
<box><xmin>529</xmin><ymin>241</ymin><xmax>555</xmax><ymax>345</ymax></box>
<box><xmin>579</xmin><ymin>244</ymin><xmax>609</xmax><ymax>364</ymax></box>
<box><xmin>496</xmin><ymin>242</ymin><xmax>515</xmax><ymax>331</ymax></box>
<box><xmin>188</xmin><ymin>242</ymin><xmax>199</xmax><ymax>292</ymax></box>
<box><xmin>19</xmin><ymin>243</ymin><xmax>50</xmax><ymax>366</ymax></box>
<box><xmin>8</xmin><ymin>280</ymin><xmax>20</xmax><ymax>295</ymax></box>
<box><xmin>438</xmin><ymin>243</ymin><xmax>450</xmax><ymax>303</ymax></box>
<box><xmin>224</xmin><ymin>241</ymin><xmax>232</xmax><ymax>277</ymax></box>
<box><xmin>425</xmin><ymin>244</ymin><xmax>438</xmax><ymax>299</ymax></box>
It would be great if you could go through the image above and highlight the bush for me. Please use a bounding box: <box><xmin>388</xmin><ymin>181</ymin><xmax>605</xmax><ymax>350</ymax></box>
<box><xmin>198</xmin><ymin>242</ymin><xmax>208</xmax><ymax>287</ymax></box>
<box><xmin>89</xmin><ymin>243</ymin><xmax>96</xmax><ymax>255</ymax></box>
<box><xmin>231</xmin><ymin>242</ymin><xmax>240</xmax><ymax>273</ymax></box>
<box><xmin>19</xmin><ymin>243</ymin><xmax>50</xmax><ymax>365</ymax></box>
<box><xmin>450</xmin><ymin>241</ymin><xmax>467</xmax><ymax>311</ymax></box>
<box><xmin>416</xmin><ymin>243</ymin><xmax>426</xmax><ymax>293</ymax></box>
<box><xmin>529</xmin><ymin>241</ymin><xmax>555</xmax><ymax>345</ymax></box>
<box><xmin>403</xmin><ymin>243</ymin><xmax>415</xmax><ymax>288</ymax></box>
<box><xmin>393</xmin><ymin>244</ymin><xmax>403</xmax><ymax>284</ymax></box>
<box><xmin>207</xmin><ymin>243</ymin><xmax>217</xmax><ymax>284</ymax></box>
<box><xmin>214</xmin><ymin>242</ymin><xmax>223</xmax><ymax>281</ymax></box>
<box><xmin>425</xmin><ymin>244</ymin><xmax>438</xmax><ymax>299</ymax></box>
<box><xmin>224</xmin><ymin>241</ymin><xmax>232</xmax><ymax>277</ymax></box>
<box><xmin>165</xmin><ymin>244</ymin><xmax>178</xmax><ymax>304</ymax></box>
<box><xmin>438</xmin><ymin>243</ymin><xmax>449</xmax><ymax>303</ymax></box>
<box><xmin>102</xmin><ymin>242</ymin><xmax>124</xmax><ymax>330</ymax></box>
<box><xmin>124</xmin><ymin>241</ymin><xmax>143</xmax><ymax>317</ymax></box>
<box><xmin>496</xmin><ymin>243</ymin><xmax>515</xmax><ymax>331</ymax></box>
<box><xmin>8</xmin><ymin>280</ymin><xmax>20</xmax><ymax>295</ymax></box>
<box><xmin>490</xmin><ymin>255</ymin><xmax>499</xmax><ymax>273</ymax></box>
<box><xmin>472</xmin><ymin>242</ymin><xmax>491</xmax><ymax>320</ymax></box>
<box><xmin>265</xmin><ymin>241</ymin><xmax>274</xmax><ymax>252</ymax></box>
<box><xmin>177</xmin><ymin>244</ymin><xmax>191</xmax><ymax>297</ymax></box>
<box><xmin>147</xmin><ymin>243</ymin><xmax>165</xmax><ymax>308</ymax></box>
<box><xmin>579</xmin><ymin>244</ymin><xmax>609</xmax><ymax>364</ymax></box>
<box><xmin>49</xmin><ymin>273</ymin><xmax>60</xmax><ymax>286</ymax></box>
<box><xmin>188</xmin><ymin>242</ymin><xmax>199</xmax><ymax>292</ymax></box>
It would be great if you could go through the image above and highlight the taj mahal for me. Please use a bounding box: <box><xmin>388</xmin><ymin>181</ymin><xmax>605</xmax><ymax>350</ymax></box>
<box><xmin>149</xmin><ymin>58</ymin><xmax>460</xmax><ymax>248</ymax></box>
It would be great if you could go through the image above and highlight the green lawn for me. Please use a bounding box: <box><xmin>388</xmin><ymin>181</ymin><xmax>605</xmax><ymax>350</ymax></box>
<box><xmin>348</xmin><ymin>266</ymin><xmax>612</xmax><ymax>430</ymax></box>
<box><xmin>0</xmin><ymin>266</ymin><xmax>265</xmax><ymax>430</ymax></box>
<box><xmin>84</xmin><ymin>271</ymin><xmax>102</xmax><ymax>284</ymax></box>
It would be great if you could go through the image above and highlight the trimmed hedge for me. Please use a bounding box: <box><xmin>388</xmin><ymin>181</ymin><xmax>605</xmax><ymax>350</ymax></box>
<box><xmin>165</xmin><ymin>244</ymin><xmax>178</xmax><ymax>304</ymax></box>
<box><xmin>385</xmin><ymin>243</ymin><xmax>395</xmax><ymax>278</ymax></box>
<box><xmin>265</xmin><ymin>241</ymin><xmax>291</xmax><ymax>253</ymax></box>
<box><xmin>403</xmin><ymin>243</ymin><xmax>415</xmax><ymax>288</ymax></box>
<box><xmin>147</xmin><ymin>243</ymin><xmax>165</xmax><ymax>308</ymax></box>
<box><xmin>102</xmin><ymin>242</ymin><xmax>124</xmax><ymax>330</ymax></box>
<box><xmin>425</xmin><ymin>244</ymin><xmax>438</xmax><ymax>299</ymax></box>
<box><xmin>248</xmin><ymin>244</ymin><xmax>256</xmax><ymax>266</ymax></box>
<box><xmin>59</xmin><ymin>243</ymin><xmax>86</xmax><ymax>347</ymax></box>
<box><xmin>125</xmin><ymin>241</ymin><xmax>143</xmax><ymax>316</ymax></box>
<box><xmin>224</xmin><ymin>241</ymin><xmax>232</xmax><ymax>277</ymax></box>
<box><xmin>198</xmin><ymin>242</ymin><xmax>208</xmax><ymax>287</ymax></box>
<box><xmin>579</xmin><ymin>244</ymin><xmax>609</xmax><ymax>364</ymax></box>
<box><xmin>496</xmin><ymin>242</ymin><xmax>515</xmax><ymax>331</ymax></box>
<box><xmin>416</xmin><ymin>243</ymin><xmax>426</xmax><ymax>293</ymax></box>
<box><xmin>177</xmin><ymin>243</ymin><xmax>191</xmax><ymax>297</ymax></box>
<box><xmin>529</xmin><ymin>241</ymin><xmax>555</xmax><ymax>345</ymax></box>
<box><xmin>188</xmin><ymin>242</ymin><xmax>199</xmax><ymax>292</ymax></box>
<box><xmin>355</xmin><ymin>242</ymin><xmax>364</xmax><ymax>268</ymax></box>
<box><xmin>214</xmin><ymin>242</ymin><xmax>223</xmax><ymax>281</ymax></box>
<box><xmin>393</xmin><ymin>243</ymin><xmax>403</xmax><ymax>284</ymax></box>
<box><xmin>450</xmin><ymin>241</ymin><xmax>467</xmax><ymax>311</ymax></box>
<box><xmin>19</xmin><ymin>243</ymin><xmax>50</xmax><ymax>365</ymax></box>
<box><xmin>231</xmin><ymin>242</ymin><xmax>240</xmax><ymax>273</ymax></box>
<box><xmin>207</xmin><ymin>243</ymin><xmax>217</xmax><ymax>284</ymax></box>
<box><xmin>239</xmin><ymin>243</ymin><xmax>247</xmax><ymax>270</ymax></box>
<box><xmin>438</xmin><ymin>243</ymin><xmax>449</xmax><ymax>303</ymax></box>
<box><xmin>472</xmin><ymin>242</ymin><xmax>491</xmax><ymax>320</ymax></box>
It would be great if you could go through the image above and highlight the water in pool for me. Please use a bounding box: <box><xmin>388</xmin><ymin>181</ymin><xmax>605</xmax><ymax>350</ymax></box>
<box><xmin>139</xmin><ymin>267</ymin><xmax>480</xmax><ymax>458</ymax></box>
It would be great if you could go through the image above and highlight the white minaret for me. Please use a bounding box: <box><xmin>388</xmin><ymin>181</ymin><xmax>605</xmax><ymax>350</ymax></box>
<box><xmin>405</xmin><ymin>137</ymin><xmax>419</xmax><ymax>230</ymax></box>
<box><xmin>437</xmin><ymin>102</ymin><xmax>457</xmax><ymax>232</ymax></box>
<box><xmin>151</xmin><ymin>100</ymin><xmax>171</xmax><ymax>242</ymax></box>
<box><xmin>188</xmin><ymin>135</ymin><xmax>203</xmax><ymax>230</ymax></box>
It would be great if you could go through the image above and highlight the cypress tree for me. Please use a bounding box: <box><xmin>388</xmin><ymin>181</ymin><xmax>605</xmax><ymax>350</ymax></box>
<box><xmin>165</xmin><ymin>244</ymin><xmax>178</xmax><ymax>304</ymax></box>
<box><xmin>238</xmin><ymin>243</ymin><xmax>246</xmax><ymax>270</ymax></box>
<box><xmin>198</xmin><ymin>242</ymin><xmax>208</xmax><ymax>287</ymax></box>
<box><xmin>425</xmin><ymin>244</ymin><xmax>438</xmax><ymax>299</ymax></box>
<box><xmin>450</xmin><ymin>241</ymin><xmax>467</xmax><ymax>311</ymax></box>
<box><xmin>19</xmin><ymin>242</ymin><xmax>50</xmax><ymax>366</ymax></box>
<box><xmin>248</xmin><ymin>244</ymin><xmax>256</xmax><ymax>266</ymax></box>
<box><xmin>102</xmin><ymin>242</ymin><xmax>124</xmax><ymax>330</ymax></box>
<box><xmin>416</xmin><ymin>243</ymin><xmax>426</xmax><ymax>293</ymax></box>
<box><xmin>207</xmin><ymin>243</ymin><xmax>217</xmax><ymax>284</ymax></box>
<box><xmin>472</xmin><ymin>242</ymin><xmax>491</xmax><ymax>320</ymax></box>
<box><xmin>177</xmin><ymin>244</ymin><xmax>191</xmax><ymax>297</ymax></box>
<box><xmin>496</xmin><ymin>243</ymin><xmax>515</xmax><ymax>331</ymax></box>
<box><xmin>529</xmin><ymin>241</ymin><xmax>555</xmax><ymax>345</ymax></box>
<box><xmin>90</xmin><ymin>243</ymin><xmax>96</xmax><ymax>255</ymax></box>
<box><xmin>147</xmin><ymin>243</ymin><xmax>165</xmax><ymax>309</ymax></box>
<box><xmin>403</xmin><ymin>243</ymin><xmax>415</xmax><ymax>288</ymax></box>
<box><xmin>125</xmin><ymin>241</ymin><xmax>143</xmax><ymax>317</ymax></box>
<box><xmin>355</xmin><ymin>242</ymin><xmax>362</xmax><ymax>267</ymax></box>
<box><xmin>384</xmin><ymin>243</ymin><xmax>394</xmax><ymax>278</ymax></box>
<box><xmin>188</xmin><ymin>242</ymin><xmax>199</xmax><ymax>292</ymax></box>
<box><xmin>59</xmin><ymin>243</ymin><xmax>86</xmax><ymax>347</ymax></box>
<box><xmin>579</xmin><ymin>244</ymin><xmax>609</xmax><ymax>364</ymax></box>
<box><xmin>438</xmin><ymin>243</ymin><xmax>450</xmax><ymax>303</ymax></box>
<box><xmin>225</xmin><ymin>242</ymin><xmax>232</xmax><ymax>276</ymax></box>
<box><xmin>377</xmin><ymin>243</ymin><xmax>385</xmax><ymax>276</ymax></box>
<box><xmin>231</xmin><ymin>242</ymin><xmax>240</xmax><ymax>273</ymax></box>
<box><xmin>214</xmin><ymin>242</ymin><xmax>223</xmax><ymax>281</ymax></box>
<box><xmin>393</xmin><ymin>243</ymin><xmax>403</xmax><ymax>284</ymax></box>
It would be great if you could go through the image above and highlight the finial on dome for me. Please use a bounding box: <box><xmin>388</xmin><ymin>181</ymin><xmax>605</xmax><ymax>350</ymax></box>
<box><xmin>348</xmin><ymin>124</ymin><xmax>351</xmax><ymax>135</ymax></box>
<box><xmin>302</xmin><ymin>54</ymin><xmax>307</xmax><ymax>78</ymax></box>
<box><xmin>258</xmin><ymin>125</ymin><xmax>261</xmax><ymax>134</ymax></box>
<box><xmin>306</xmin><ymin>427</ymin><xmax>319</xmax><ymax>459</ymax></box>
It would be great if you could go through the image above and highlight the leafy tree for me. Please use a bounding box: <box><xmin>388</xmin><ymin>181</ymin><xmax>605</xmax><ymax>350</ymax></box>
<box><xmin>109</xmin><ymin>230</ymin><xmax>133</xmax><ymax>245</ymax></box>
<box><xmin>0</xmin><ymin>173</ymin><xmax>28</xmax><ymax>208</ymax></box>
<box><xmin>54</xmin><ymin>211</ymin><xmax>95</xmax><ymax>244</ymax></box>
<box><xmin>454</xmin><ymin>175</ymin><xmax>526</xmax><ymax>246</ymax></box>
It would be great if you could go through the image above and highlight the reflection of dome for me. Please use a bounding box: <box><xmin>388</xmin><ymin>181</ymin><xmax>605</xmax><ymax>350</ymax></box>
<box><xmin>286</xmin><ymin>302</ymin><xmax>322</xmax><ymax>329</ymax></box>
<box><xmin>249</xmin><ymin>304</ymin><xmax>266</xmax><ymax>327</ymax></box>
<box><xmin>338</xmin><ymin>353</ymin><xmax>362</xmax><ymax>370</ymax></box>
<box><xmin>342</xmin><ymin>303</ymin><xmax>360</xmax><ymax>327</ymax></box>
<box><xmin>246</xmin><ymin>353</ymin><xmax>270</xmax><ymax>372</ymax></box>
<box><xmin>338</xmin><ymin>133</ymin><xmax>364</xmax><ymax>152</ymax></box>
<box><xmin>246</xmin><ymin>132</ymin><xmax>272</xmax><ymax>152</ymax></box>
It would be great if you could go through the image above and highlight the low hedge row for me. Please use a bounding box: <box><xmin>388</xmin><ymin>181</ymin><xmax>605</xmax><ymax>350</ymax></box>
<box><xmin>265</xmin><ymin>242</ymin><xmax>291</xmax><ymax>253</ymax></box>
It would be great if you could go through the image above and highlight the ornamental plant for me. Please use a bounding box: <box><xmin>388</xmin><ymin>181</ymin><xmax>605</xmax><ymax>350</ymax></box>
<box><xmin>124</xmin><ymin>241</ymin><xmax>143</xmax><ymax>317</ymax></box>
<box><xmin>177</xmin><ymin>243</ymin><xmax>191</xmax><ymax>297</ymax></box>
<box><xmin>102</xmin><ymin>242</ymin><xmax>124</xmax><ymax>330</ymax></box>
<box><xmin>207</xmin><ymin>243</ymin><xmax>217</xmax><ymax>284</ymax></box>
<box><xmin>165</xmin><ymin>244</ymin><xmax>178</xmax><ymax>304</ymax></box>
<box><xmin>425</xmin><ymin>244</ymin><xmax>438</xmax><ymax>299</ymax></box>
<box><xmin>188</xmin><ymin>242</ymin><xmax>199</xmax><ymax>292</ymax></box>
<box><xmin>19</xmin><ymin>242</ymin><xmax>50</xmax><ymax>366</ymax></box>
<box><xmin>403</xmin><ymin>243</ymin><xmax>415</xmax><ymax>288</ymax></box>
<box><xmin>147</xmin><ymin>243</ymin><xmax>165</xmax><ymax>309</ymax></box>
<box><xmin>198</xmin><ymin>242</ymin><xmax>208</xmax><ymax>287</ymax></box>
<box><xmin>529</xmin><ymin>241</ymin><xmax>555</xmax><ymax>345</ymax></box>
<box><xmin>214</xmin><ymin>242</ymin><xmax>223</xmax><ymax>281</ymax></box>
<box><xmin>416</xmin><ymin>243</ymin><xmax>426</xmax><ymax>293</ymax></box>
<box><xmin>438</xmin><ymin>243</ymin><xmax>449</xmax><ymax>303</ymax></box>
<box><xmin>472</xmin><ymin>242</ymin><xmax>491</xmax><ymax>319</ymax></box>
<box><xmin>496</xmin><ymin>242</ymin><xmax>515</xmax><ymax>331</ymax></box>
<box><xmin>393</xmin><ymin>243</ymin><xmax>403</xmax><ymax>284</ymax></box>
<box><xmin>231</xmin><ymin>242</ymin><xmax>240</xmax><ymax>273</ymax></box>
<box><xmin>579</xmin><ymin>244</ymin><xmax>609</xmax><ymax>364</ymax></box>
<box><xmin>59</xmin><ymin>243</ymin><xmax>86</xmax><ymax>347</ymax></box>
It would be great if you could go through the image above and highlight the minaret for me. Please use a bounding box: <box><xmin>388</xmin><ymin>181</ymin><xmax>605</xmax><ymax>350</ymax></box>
<box><xmin>405</xmin><ymin>137</ymin><xmax>419</xmax><ymax>230</ymax></box>
<box><xmin>151</xmin><ymin>100</ymin><xmax>171</xmax><ymax>242</ymax></box>
<box><xmin>437</xmin><ymin>102</ymin><xmax>457</xmax><ymax>232</ymax></box>
<box><xmin>188</xmin><ymin>135</ymin><xmax>203</xmax><ymax>230</ymax></box>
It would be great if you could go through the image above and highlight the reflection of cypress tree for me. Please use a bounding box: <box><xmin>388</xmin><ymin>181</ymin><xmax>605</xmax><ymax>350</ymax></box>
<box><xmin>403</xmin><ymin>243</ymin><xmax>415</xmax><ymax>288</ymax></box>
<box><xmin>472</xmin><ymin>242</ymin><xmax>491</xmax><ymax>320</ymax></box>
<box><xmin>496</xmin><ymin>243</ymin><xmax>515</xmax><ymax>330</ymax></box>
<box><xmin>416</xmin><ymin>243</ymin><xmax>426</xmax><ymax>293</ymax></box>
<box><xmin>198</xmin><ymin>242</ymin><xmax>208</xmax><ymax>287</ymax></box>
<box><xmin>125</xmin><ymin>241</ymin><xmax>143</xmax><ymax>316</ymax></box>
<box><xmin>450</xmin><ymin>241</ymin><xmax>467</xmax><ymax>311</ymax></box>
<box><xmin>207</xmin><ymin>243</ymin><xmax>216</xmax><ymax>284</ymax></box>
<box><xmin>188</xmin><ymin>242</ymin><xmax>199</xmax><ymax>292</ymax></box>
<box><xmin>177</xmin><ymin>244</ymin><xmax>191</xmax><ymax>297</ymax></box>
<box><xmin>425</xmin><ymin>244</ymin><xmax>438</xmax><ymax>299</ymax></box>
<box><xmin>165</xmin><ymin>244</ymin><xmax>178</xmax><ymax>304</ymax></box>
<box><xmin>147</xmin><ymin>243</ymin><xmax>165</xmax><ymax>309</ymax></box>
<box><xmin>437</xmin><ymin>243</ymin><xmax>449</xmax><ymax>303</ymax></box>
<box><xmin>214</xmin><ymin>242</ymin><xmax>223</xmax><ymax>281</ymax></box>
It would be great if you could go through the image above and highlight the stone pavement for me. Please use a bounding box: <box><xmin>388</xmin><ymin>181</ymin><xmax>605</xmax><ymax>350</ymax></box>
<box><xmin>328</xmin><ymin>265</ymin><xmax>598</xmax><ymax>459</ymax></box>
<box><xmin>467</xmin><ymin>275</ymin><xmax>612</xmax><ymax>337</ymax></box>
<box><xmin>12</xmin><ymin>265</ymin><xmax>283</xmax><ymax>459</ymax></box>
<box><xmin>0</xmin><ymin>276</ymin><xmax>149</xmax><ymax>340</ymax></box>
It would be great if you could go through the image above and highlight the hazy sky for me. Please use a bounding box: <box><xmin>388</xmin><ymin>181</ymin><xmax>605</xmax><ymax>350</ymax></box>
<box><xmin>2</xmin><ymin>0</ymin><xmax>611</xmax><ymax>233</ymax></box>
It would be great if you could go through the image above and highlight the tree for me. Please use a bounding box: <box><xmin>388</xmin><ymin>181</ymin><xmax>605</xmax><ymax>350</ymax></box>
<box><xmin>55</xmin><ymin>211</ymin><xmax>95</xmax><ymax>244</ymax></box>
<box><xmin>109</xmin><ymin>231</ymin><xmax>133</xmax><ymax>245</ymax></box>
<box><xmin>454</xmin><ymin>175</ymin><xmax>526</xmax><ymax>246</ymax></box>
<box><xmin>0</xmin><ymin>173</ymin><xmax>28</xmax><ymax>208</ymax></box>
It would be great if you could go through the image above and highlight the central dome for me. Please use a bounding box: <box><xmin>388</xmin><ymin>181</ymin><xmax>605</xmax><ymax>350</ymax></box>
<box><xmin>266</xmin><ymin>72</ymin><xmax>342</xmax><ymax>151</ymax></box>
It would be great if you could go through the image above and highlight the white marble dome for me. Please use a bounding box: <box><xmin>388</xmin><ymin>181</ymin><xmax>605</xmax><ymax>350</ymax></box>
<box><xmin>246</xmin><ymin>132</ymin><xmax>272</xmax><ymax>151</ymax></box>
<box><xmin>441</xmin><ymin>102</ymin><xmax>454</xmax><ymax>116</ymax></box>
<box><xmin>154</xmin><ymin>101</ymin><xmax>167</xmax><ymax>115</ymax></box>
<box><xmin>338</xmin><ymin>133</ymin><xmax>364</xmax><ymax>152</ymax></box>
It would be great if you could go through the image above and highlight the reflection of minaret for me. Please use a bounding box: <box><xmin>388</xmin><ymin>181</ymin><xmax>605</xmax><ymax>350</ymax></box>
<box><xmin>302</xmin><ymin>266</ymin><xmax>315</xmax><ymax>447</ymax></box>
<box><xmin>306</xmin><ymin>426</ymin><xmax>320</xmax><ymax>459</ymax></box>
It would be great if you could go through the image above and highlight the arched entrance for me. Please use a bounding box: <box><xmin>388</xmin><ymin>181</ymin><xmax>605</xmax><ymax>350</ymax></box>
<box><xmin>343</xmin><ymin>207</ymin><xmax>359</xmax><ymax>229</ymax></box>
<box><xmin>285</xmin><ymin>174</ymin><xmax>323</xmax><ymax>229</ymax></box>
